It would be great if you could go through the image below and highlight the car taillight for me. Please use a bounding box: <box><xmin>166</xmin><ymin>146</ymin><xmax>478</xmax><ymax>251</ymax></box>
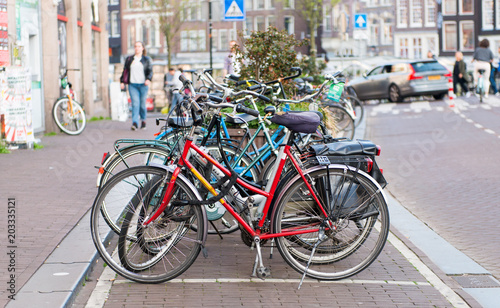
<box><xmin>101</xmin><ymin>152</ymin><xmax>110</xmax><ymax>165</ymax></box>
<box><xmin>376</xmin><ymin>145</ymin><xmax>381</xmax><ymax>156</ymax></box>
<box><xmin>444</xmin><ymin>69</ymin><xmax>452</xmax><ymax>77</ymax></box>
<box><xmin>408</xmin><ymin>65</ymin><xmax>423</xmax><ymax>80</ymax></box>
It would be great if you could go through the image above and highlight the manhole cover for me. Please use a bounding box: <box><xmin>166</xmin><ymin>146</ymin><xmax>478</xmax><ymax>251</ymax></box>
<box><xmin>451</xmin><ymin>275</ymin><xmax>500</xmax><ymax>288</ymax></box>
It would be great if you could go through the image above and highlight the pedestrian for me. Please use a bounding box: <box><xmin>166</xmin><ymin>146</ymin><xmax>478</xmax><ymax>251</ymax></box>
<box><xmin>427</xmin><ymin>50</ymin><xmax>435</xmax><ymax>59</ymax></box>
<box><xmin>165</xmin><ymin>67</ymin><xmax>183</xmax><ymax>114</ymax></box>
<box><xmin>164</xmin><ymin>67</ymin><xmax>175</xmax><ymax>105</ymax></box>
<box><xmin>453</xmin><ymin>51</ymin><xmax>470</xmax><ymax>97</ymax></box>
<box><xmin>491</xmin><ymin>47</ymin><xmax>500</xmax><ymax>96</ymax></box>
<box><xmin>223</xmin><ymin>40</ymin><xmax>239</xmax><ymax>76</ymax></box>
<box><xmin>120</xmin><ymin>41</ymin><xmax>153</xmax><ymax>130</ymax></box>
<box><xmin>472</xmin><ymin>38</ymin><xmax>494</xmax><ymax>98</ymax></box>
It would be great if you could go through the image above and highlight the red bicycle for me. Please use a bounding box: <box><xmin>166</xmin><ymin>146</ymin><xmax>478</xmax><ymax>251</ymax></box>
<box><xmin>90</xmin><ymin>73</ymin><xmax>389</xmax><ymax>287</ymax></box>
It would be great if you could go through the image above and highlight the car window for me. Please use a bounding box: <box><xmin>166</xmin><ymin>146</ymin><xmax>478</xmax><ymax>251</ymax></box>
<box><xmin>382</xmin><ymin>65</ymin><xmax>393</xmax><ymax>74</ymax></box>
<box><xmin>411</xmin><ymin>61</ymin><xmax>447</xmax><ymax>72</ymax></box>
<box><xmin>392</xmin><ymin>63</ymin><xmax>408</xmax><ymax>73</ymax></box>
<box><xmin>368</xmin><ymin>67</ymin><xmax>383</xmax><ymax>76</ymax></box>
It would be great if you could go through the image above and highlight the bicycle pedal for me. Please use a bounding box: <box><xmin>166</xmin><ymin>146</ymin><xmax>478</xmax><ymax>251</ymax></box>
<box><xmin>256</xmin><ymin>267</ymin><xmax>271</xmax><ymax>279</ymax></box>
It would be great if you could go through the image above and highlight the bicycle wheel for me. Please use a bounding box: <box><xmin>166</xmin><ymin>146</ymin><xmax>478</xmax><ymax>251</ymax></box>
<box><xmin>321</xmin><ymin>104</ymin><xmax>355</xmax><ymax>140</ymax></box>
<box><xmin>272</xmin><ymin>165</ymin><xmax>389</xmax><ymax>280</ymax></box>
<box><xmin>343</xmin><ymin>95</ymin><xmax>364</xmax><ymax>127</ymax></box>
<box><xmin>91</xmin><ymin>165</ymin><xmax>205</xmax><ymax>283</ymax></box>
<box><xmin>52</xmin><ymin>97</ymin><xmax>86</xmax><ymax>135</ymax></box>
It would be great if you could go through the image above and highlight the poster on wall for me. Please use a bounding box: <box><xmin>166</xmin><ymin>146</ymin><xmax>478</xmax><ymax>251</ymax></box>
<box><xmin>0</xmin><ymin>0</ymin><xmax>8</xmax><ymax>66</ymax></box>
<box><xmin>0</xmin><ymin>67</ymin><xmax>34</xmax><ymax>144</ymax></box>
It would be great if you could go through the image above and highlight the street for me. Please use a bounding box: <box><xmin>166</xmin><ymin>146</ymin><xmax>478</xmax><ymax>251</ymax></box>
<box><xmin>365</xmin><ymin>96</ymin><xmax>500</xmax><ymax>281</ymax></box>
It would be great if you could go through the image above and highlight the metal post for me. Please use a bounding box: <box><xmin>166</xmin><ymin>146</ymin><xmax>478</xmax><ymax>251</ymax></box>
<box><xmin>209</xmin><ymin>0</ymin><xmax>213</xmax><ymax>69</ymax></box>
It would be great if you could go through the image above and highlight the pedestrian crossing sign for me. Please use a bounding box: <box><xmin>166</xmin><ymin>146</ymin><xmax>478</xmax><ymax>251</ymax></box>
<box><xmin>224</xmin><ymin>0</ymin><xmax>245</xmax><ymax>20</ymax></box>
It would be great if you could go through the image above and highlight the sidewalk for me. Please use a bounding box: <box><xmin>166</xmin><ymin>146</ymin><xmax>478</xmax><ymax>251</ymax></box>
<box><xmin>0</xmin><ymin>112</ymin><xmax>494</xmax><ymax>307</ymax></box>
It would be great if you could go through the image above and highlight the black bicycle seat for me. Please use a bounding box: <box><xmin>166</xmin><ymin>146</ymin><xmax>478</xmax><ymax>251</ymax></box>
<box><xmin>478</xmin><ymin>69</ymin><xmax>486</xmax><ymax>74</ymax></box>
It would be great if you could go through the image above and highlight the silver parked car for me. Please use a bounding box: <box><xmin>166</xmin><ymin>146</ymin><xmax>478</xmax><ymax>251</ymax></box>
<box><xmin>346</xmin><ymin>60</ymin><xmax>451</xmax><ymax>102</ymax></box>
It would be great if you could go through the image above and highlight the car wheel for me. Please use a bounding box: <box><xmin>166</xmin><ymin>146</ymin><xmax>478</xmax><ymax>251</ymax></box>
<box><xmin>388</xmin><ymin>84</ymin><xmax>402</xmax><ymax>103</ymax></box>
<box><xmin>432</xmin><ymin>93</ymin><xmax>446</xmax><ymax>100</ymax></box>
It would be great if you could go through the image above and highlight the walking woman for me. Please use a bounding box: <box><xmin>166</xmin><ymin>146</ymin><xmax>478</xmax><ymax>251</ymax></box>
<box><xmin>472</xmin><ymin>38</ymin><xmax>494</xmax><ymax>98</ymax></box>
<box><xmin>120</xmin><ymin>41</ymin><xmax>153</xmax><ymax>130</ymax></box>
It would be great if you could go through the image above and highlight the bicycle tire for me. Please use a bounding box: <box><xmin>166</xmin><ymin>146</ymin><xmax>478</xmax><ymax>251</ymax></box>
<box><xmin>342</xmin><ymin>95</ymin><xmax>364</xmax><ymax>128</ymax></box>
<box><xmin>97</xmin><ymin>145</ymin><xmax>176</xmax><ymax>237</ymax></box>
<box><xmin>272</xmin><ymin>165</ymin><xmax>389</xmax><ymax>280</ymax></box>
<box><xmin>52</xmin><ymin>97</ymin><xmax>86</xmax><ymax>135</ymax></box>
<box><xmin>91</xmin><ymin>165</ymin><xmax>205</xmax><ymax>283</ymax></box>
<box><xmin>320</xmin><ymin>104</ymin><xmax>355</xmax><ymax>140</ymax></box>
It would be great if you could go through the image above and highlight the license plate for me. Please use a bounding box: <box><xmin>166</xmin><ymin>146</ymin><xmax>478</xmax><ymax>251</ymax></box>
<box><xmin>428</xmin><ymin>75</ymin><xmax>441</xmax><ymax>80</ymax></box>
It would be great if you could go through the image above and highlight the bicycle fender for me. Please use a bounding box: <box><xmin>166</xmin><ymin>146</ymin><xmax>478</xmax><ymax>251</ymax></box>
<box><xmin>148</xmin><ymin>163</ymin><xmax>208</xmax><ymax>247</ymax></box>
<box><xmin>269</xmin><ymin>164</ymin><xmax>387</xmax><ymax>233</ymax></box>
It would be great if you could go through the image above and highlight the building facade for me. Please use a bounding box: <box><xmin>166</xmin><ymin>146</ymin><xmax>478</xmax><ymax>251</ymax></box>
<box><xmin>394</xmin><ymin>0</ymin><xmax>439</xmax><ymax>59</ymax></box>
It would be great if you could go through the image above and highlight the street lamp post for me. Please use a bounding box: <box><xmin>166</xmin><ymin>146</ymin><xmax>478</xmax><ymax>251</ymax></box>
<box><xmin>209</xmin><ymin>0</ymin><xmax>213</xmax><ymax>69</ymax></box>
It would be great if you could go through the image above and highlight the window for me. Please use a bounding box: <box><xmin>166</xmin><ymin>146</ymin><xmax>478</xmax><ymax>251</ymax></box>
<box><xmin>255</xmin><ymin>16</ymin><xmax>265</xmax><ymax>31</ymax></box>
<box><xmin>220</xmin><ymin>29</ymin><xmax>228</xmax><ymax>51</ymax></box>
<box><xmin>399</xmin><ymin>38</ymin><xmax>409</xmax><ymax>58</ymax></box>
<box><xmin>150</xmin><ymin>20</ymin><xmax>156</xmax><ymax>47</ymax></box>
<box><xmin>397</xmin><ymin>0</ymin><xmax>408</xmax><ymax>27</ymax></box>
<box><xmin>245</xmin><ymin>0</ymin><xmax>253</xmax><ymax>11</ymax></box>
<box><xmin>460</xmin><ymin>0</ymin><xmax>473</xmax><ymax>13</ymax></box>
<box><xmin>324</xmin><ymin>6</ymin><xmax>332</xmax><ymax>31</ymax></box>
<box><xmin>256</xmin><ymin>0</ymin><xmax>265</xmax><ymax>9</ymax></box>
<box><xmin>497</xmin><ymin>0</ymin><xmax>500</xmax><ymax>29</ymax></box>
<box><xmin>425</xmin><ymin>0</ymin><xmax>436</xmax><ymax>26</ymax></box>
<box><xmin>245</xmin><ymin>17</ymin><xmax>253</xmax><ymax>34</ymax></box>
<box><xmin>266</xmin><ymin>15</ymin><xmax>276</xmax><ymax>28</ymax></box>
<box><xmin>284</xmin><ymin>16</ymin><xmax>294</xmax><ymax>34</ymax></box>
<box><xmin>128</xmin><ymin>25</ymin><xmax>134</xmax><ymax>48</ymax></box>
<box><xmin>443</xmin><ymin>22</ymin><xmax>457</xmax><ymax>51</ymax></box>
<box><xmin>460</xmin><ymin>22</ymin><xmax>474</xmax><ymax>51</ymax></box>
<box><xmin>369</xmin><ymin>21</ymin><xmax>379</xmax><ymax>45</ymax></box>
<box><xmin>110</xmin><ymin>11</ymin><xmax>120</xmax><ymax>37</ymax></box>
<box><xmin>483</xmin><ymin>0</ymin><xmax>494</xmax><ymax>30</ymax></box>
<box><xmin>413</xmin><ymin>38</ymin><xmax>422</xmax><ymax>58</ymax></box>
<box><xmin>142</xmin><ymin>21</ymin><xmax>148</xmax><ymax>45</ymax></box>
<box><xmin>283</xmin><ymin>0</ymin><xmax>294</xmax><ymax>8</ymax></box>
<box><xmin>181</xmin><ymin>31</ymin><xmax>188</xmax><ymax>51</ymax></box>
<box><xmin>109</xmin><ymin>0</ymin><xmax>119</xmax><ymax>4</ymax></box>
<box><xmin>382</xmin><ymin>19</ymin><xmax>393</xmax><ymax>44</ymax></box>
<box><xmin>198</xmin><ymin>30</ymin><xmax>206</xmax><ymax>51</ymax></box>
<box><xmin>268</xmin><ymin>0</ymin><xmax>275</xmax><ymax>9</ymax></box>
<box><xmin>128</xmin><ymin>0</ymin><xmax>133</xmax><ymax>9</ymax></box>
<box><xmin>410</xmin><ymin>0</ymin><xmax>423</xmax><ymax>26</ymax></box>
<box><xmin>368</xmin><ymin>66</ymin><xmax>383</xmax><ymax>76</ymax></box>
<box><xmin>427</xmin><ymin>37</ymin><xmax>436</xmax><ymax>54</ymax></box>
<box><xmin>189</xmin><ymin>30</ymin><xmax>197</xmax><ymax>51</ymax></box>
<box><xmin>443</xmin><ymin>0</ymin><xmax>457</xmax><ymax>15</ymax></box>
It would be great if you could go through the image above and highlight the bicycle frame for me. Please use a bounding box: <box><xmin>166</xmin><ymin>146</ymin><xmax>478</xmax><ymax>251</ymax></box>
<box><xmin>143</xmin><ymin>128</ymin><xmax>329</xmax><ymax>241</ymax></box>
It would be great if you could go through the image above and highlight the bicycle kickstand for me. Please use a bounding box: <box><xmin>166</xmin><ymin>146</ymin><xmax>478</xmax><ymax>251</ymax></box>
<box><xmin>251</xmin><ymin>237</ymin><xmax>271</xmax><ymax>279</ymax></box>
<box><xmin>298</xmin><ymin>225</ymin><xmax>328</xmax><ymax>290</ymax></box>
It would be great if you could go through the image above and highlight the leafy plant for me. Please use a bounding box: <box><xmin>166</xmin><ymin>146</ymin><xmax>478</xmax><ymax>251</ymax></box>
<box><xmin>0</xmin><ymin>141</ymin><xmax>10</xmax><ymax>154</ymax></box>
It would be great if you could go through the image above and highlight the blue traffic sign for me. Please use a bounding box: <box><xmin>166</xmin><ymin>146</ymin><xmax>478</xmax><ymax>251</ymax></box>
<box><xmin>224</xmin><ymin>0</ymin><xmax>245</xmax><ymax>21</ymax></box>
<box><xmin>354</xmin><ymin>14</ymin><xmax>367</xmax><ymax>29</ymax></box>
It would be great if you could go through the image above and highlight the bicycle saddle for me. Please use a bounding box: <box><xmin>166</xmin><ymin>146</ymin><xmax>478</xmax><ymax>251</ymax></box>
<box><xmin>289</xmin><ymin>110</ymin><xmax>323</xmax><ymax>121</ymax></box>
<box><xmin>168</xmin><ymin>116</ymin><xmax>194</xmax><ymax>128</ymax></box>
<box><xmin>270</xmin><ymin>111</ymin><xmax>320</xmax><ymax>134</ymax></box>
<box><xmin>478</xmin><ymin>69</ymin><xmax>486</xmax><ymax>74</ymax></box>
<box><xmin>225</xmin><ymin>113</ymin><xmax>257</xmax><ymax>124</ymax></box>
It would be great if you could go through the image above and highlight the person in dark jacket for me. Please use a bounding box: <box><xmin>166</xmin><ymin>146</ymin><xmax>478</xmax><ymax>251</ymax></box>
<box><xmin>453</xmin><ymin>51</ymin><xmax>470</xmax><ymax>97</ymax></box>
<box><xmin>120</xmin><ymin>41</ymin><xmax>153</xmax><ymax>130</ymax></box>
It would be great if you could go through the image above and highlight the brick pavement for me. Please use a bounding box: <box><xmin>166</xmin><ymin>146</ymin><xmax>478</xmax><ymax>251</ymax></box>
<box><xmin>100</xmin><ymin>233</ymin><xmax>455</xmax><ymax>308</ymax></box>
